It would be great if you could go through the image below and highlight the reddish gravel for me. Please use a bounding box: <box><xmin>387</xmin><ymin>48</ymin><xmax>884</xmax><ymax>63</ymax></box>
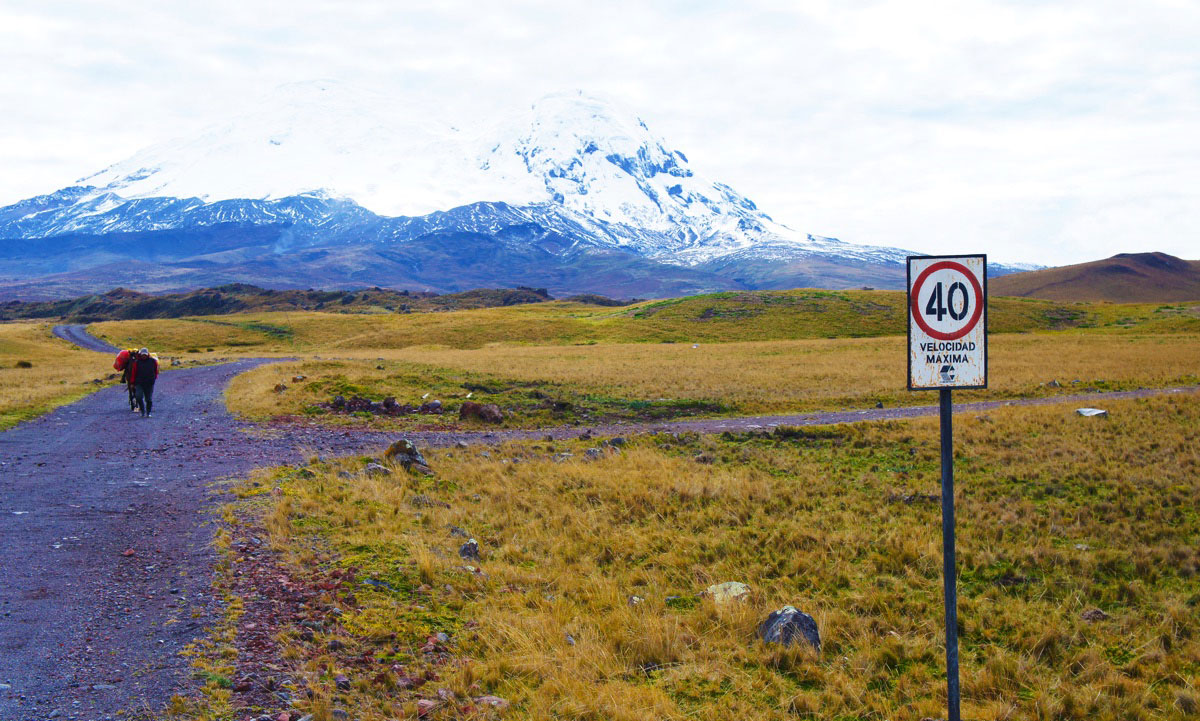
<box><xmin>1</xmin><ymin>328</ymin><xmax>1193</xmax><ymax>719</ymax></box>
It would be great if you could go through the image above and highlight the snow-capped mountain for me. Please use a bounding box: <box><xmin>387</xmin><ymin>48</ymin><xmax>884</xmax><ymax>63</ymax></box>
<box><xmin>0</xmin><ymin>81</ymin><xmax>1008</xmax><ymax>299</ymax></box>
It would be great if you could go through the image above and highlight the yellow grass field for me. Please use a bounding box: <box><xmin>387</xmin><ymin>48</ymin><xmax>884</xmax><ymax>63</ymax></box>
<box><xmin>81</xmin><ymin>291</ymin><xmax>1198</xmax><ymax>428</ymax></box>
<box><xmin>220</xmin><ymin>332</ymin><xmax>1200</xmax><ymax>429</ymax></box>
<box><xmin>205</xmin><ymin>391</ymin><xmax>1200</xmax><ymax>721</ymax></box>
<box><xmin>89</xmin><ymin>291</ymin><xmax>1200</xmax><ymax>356</ymax></box>
<box><xmin>0</xmin><ymin>322</ymin><xmax>116</xmax><ymax>430</ymax></box>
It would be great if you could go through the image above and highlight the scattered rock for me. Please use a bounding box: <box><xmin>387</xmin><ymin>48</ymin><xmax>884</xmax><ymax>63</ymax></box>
<box><xmin>331</xmin><ymin>710</ymin><xmax>350</xmax><ymax>721</ymax></box>
<box><xmin>875</xmin><ymin>401</ymin><xmax>884</xmax><ymax>409</ymax></box>
<box><xmin>327</xmin><ymin>639</ymin><xmax>346</xmax><ymax>651</ymax></box>
<box><xmin>1074</xmin><ymin>543</ymin><xmax>1091</xmax><ymax>551</ymax></box>
<box><xmin>704</xmin><ymin>581</ymin><xmax>750</xmax><ymax>604</ymax></box>
<box><xmin>584</xmin><ymin>448</ymin><xmax>604</xmax><ymax>460</ymax></box>
<box><xmin>416</xmin><ymin>699</ymin><xmax>437</xmax><ymax>716</ymax></box>
<box><xmin>1076</xmin><ymin>408</ymin><xmax>1108</xmax><ymax>417</ymax></box>
<box><xmin>448</xmin><ymin>525</ymin><xmax>470</xmax><ymax>538</ymax></box>
<box><xmin>335</xmin><ymin>674</ymin><xmax>351</xmax><ymax>690</ymax></box>
<box><xmin>459</xmin><ymin>401</ymin><xmax>504</xmax><ymax>424</ymax></box>
<box><xmin>273</xmin><ymin>383</ymin><xmax>287</xmax><ymax>393</ymax></box>
<box><xmin>418</xmin><ymin>399</ymin><xmax>443</xmax><ymax>414</ymax></box>
<box><xmin>474</xmin><ymin>695</ymin><xmax>510</xmax><ymax>710</ymax></box>
<box><xmin>337</xmin><ymin>470</ymin><xmax>354</xmax><ymax>480</ymax></box>
<box><xmin>565</xmin><ymin>633</ymin><xmax>576</xmax><ymax>646</ymax></box>
<box><xmin>362</xmin><ymin>578</ymin><xmax>395</xmax><ymax>591</ymax></box>
<box><xmin>296</xmin><ymin>468</ymin><xmax>316</xmax><ymax>479</ymax></box>
<box><xmin>1081</xmin><ymin>608</ymin><xmax>1110</xmax><ymax>622</ymax></box>
<box><xmin>410</xmin><ymin>494</ymin><xmax>450</xmax><ymax>509</ymax></box>
<box><xmin>758</xmin><ymin>606</ymin><xmax>821</xmax><ymax>651</ymax></box>
<box><xmin>385</xmin><ymin>438</ymin><xmax>433</xmax><ymax>475</ymax></box>
<box><xmin>1047</xmin><ymin>379</ymin><xmax>1061</xmax><ymax>387</ymax></box>
<box><xmin>455</xmin><ymin>441</ymin><xmax>469</xmax><ymax>449</ymax></box>
<box><xmin>292</xmin><ymin>375</ymin><xmax>306</xmax><ymax>382</ymax></box>
<box><xmin>331</xmin><ymin>395</ymin><xmax>346</xmax><ymax>409</ymax></box>
<box><xmin>459</xmin><ymin>539</ymin><xmax>481</xmax><ymax>561</ymax></box>
<box><xmin>363</xmin><ymin>462</ymin><xmax>391</xmax><ymax>477</ymax></box>
<box><xmin>627</xmin><ymin>595</ymin><xmax>645</xmax><ymax>606</ymax></box>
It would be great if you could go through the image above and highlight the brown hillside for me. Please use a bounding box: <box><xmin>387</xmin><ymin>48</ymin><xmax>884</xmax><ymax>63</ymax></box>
<box><xmin>991</xmin><ymin>252</ymin><xmax>1200</xmax><ymax>302</ymax></box>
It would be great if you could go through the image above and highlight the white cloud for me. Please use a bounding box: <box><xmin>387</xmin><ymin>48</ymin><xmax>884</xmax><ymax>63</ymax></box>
<box><xmin>1</xmin><ymin>0</ymin><xmax>1196</xmax><ymax>265</ymax></box>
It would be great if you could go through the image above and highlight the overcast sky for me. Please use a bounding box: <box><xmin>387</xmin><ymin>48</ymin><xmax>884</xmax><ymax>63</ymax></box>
<box><xmin>2</xmin><ymin>0</ymin><xmax>1197</xmax><ymax>265</ymax></box>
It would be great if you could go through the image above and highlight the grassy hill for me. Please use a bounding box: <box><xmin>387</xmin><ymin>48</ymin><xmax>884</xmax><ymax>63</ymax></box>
<box><xmin>991</xmin><ymin>252</ymin><xmax>1200</xmax><ymax>303</ymax></box>
<box><xmin>90</xmin><ymin>289</ymin><xmax>1200</xmax><ymax>355</ymax></box>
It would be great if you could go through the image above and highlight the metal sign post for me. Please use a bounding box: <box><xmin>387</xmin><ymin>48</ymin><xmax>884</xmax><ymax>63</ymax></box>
<box><xmin>907</xmin><ymin>254</ymin><xmax>987</xmax><ymax>721</ymax></box>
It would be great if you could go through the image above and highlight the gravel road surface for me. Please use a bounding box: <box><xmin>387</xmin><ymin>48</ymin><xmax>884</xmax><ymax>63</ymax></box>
<box><xmin>0</xmin><ymin>358</ymin><xmax>393</xmax><ymax>720</ymax></box>
<box><xmin>52</xmin><ymin>325</ymin><xmax>119</xmax><ymax>354</ymax></box>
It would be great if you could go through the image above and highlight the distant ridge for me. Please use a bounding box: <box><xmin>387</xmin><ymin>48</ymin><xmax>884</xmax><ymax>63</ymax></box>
<box><xmin>991</xmin><ymin>252</ymin><xmax>1200</xmax><ymax>303</ymax></box>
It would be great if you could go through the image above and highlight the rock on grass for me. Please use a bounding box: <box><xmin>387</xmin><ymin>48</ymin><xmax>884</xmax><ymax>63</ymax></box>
<box><xmin>758</xmin><ymin>605</ymin><xmax>820</xmax><ymax>652</ymax></box>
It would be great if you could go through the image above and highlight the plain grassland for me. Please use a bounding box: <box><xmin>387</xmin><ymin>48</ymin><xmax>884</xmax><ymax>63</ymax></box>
<box><xmin>85</xmin><ymin>290</ymin><xmax>1200</xmax><ymax>427</ymax></box>
<box><xmin>220</xmin><ymin>332</ymin><xmax>1200</xmax><ymax>428</ymax></box>
<box><xmin>0</xmin><ymin>322</ymin><xmax>115</xmax><ymax>429</ymax></box>
<box><xmin>214</xmin><ymin>392</ymin><xmax>1200</xmax><ymax>720</ymax></box>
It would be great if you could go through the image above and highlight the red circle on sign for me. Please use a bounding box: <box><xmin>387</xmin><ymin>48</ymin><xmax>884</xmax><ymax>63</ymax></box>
<box><xmin>910</xmin><ymin>261</ymin><xmax>984</xmax><ymax>341</ymax></box>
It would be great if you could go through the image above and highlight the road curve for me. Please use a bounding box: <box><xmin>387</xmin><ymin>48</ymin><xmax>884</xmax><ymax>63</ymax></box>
<box><xmin>52</xmin><ymin>324</ymin><xmax>120</xmax><ymax>354</ymax></box>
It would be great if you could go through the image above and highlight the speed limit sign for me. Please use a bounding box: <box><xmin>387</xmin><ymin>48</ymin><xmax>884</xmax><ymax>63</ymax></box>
<box><xmin>907</xmin><ymin>255</ymin><xmax>987</xmax><ymax>389</ymax></box>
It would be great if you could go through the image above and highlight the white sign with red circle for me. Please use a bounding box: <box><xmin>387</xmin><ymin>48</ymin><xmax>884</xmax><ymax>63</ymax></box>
<box><xmin>908</xmin><ymin>255</ymin><xmax>987</xmax><ymax>389</ymax></box>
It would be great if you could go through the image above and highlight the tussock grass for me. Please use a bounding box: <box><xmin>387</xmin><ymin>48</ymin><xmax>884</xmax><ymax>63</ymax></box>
<box><xmin>0</xmin><ymin>322</ymin><xmax>116</xmax><ymax>429</ymax></box>
<box><xmin>245</xmin><ymin>393</ymin><xmax>1200</xmax><ymax>720</ymax></box>
<box><xmin>224</xmin><ymin>333</ymin><xmax>1200</xmax><ymax>426</ymax></box>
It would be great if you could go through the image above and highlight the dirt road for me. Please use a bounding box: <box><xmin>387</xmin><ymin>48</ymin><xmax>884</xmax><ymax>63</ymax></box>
<box><xmin>0</xmin><ymin>358</ymin><xmax>395</xmax><ymax>720</ymax></box>
<box><xmin>52</xmin><ymin>324</ymin><xmax>119</xmax><ymax>354</ymax></box>
<box><xmin>2</xmin><ymin>327</ymin><xmax>1194</xmax><ymax>719</ymax></box>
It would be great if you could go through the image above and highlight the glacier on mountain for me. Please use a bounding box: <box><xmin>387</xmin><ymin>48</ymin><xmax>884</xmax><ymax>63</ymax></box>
<box><xmin>57</xmin><ymin>82</ymin><xmax>909</xmax><ymax>268</ymax></box>
<box><xmin>0</xmin><ymin>81</ymin><xmax>1036</xmax><ymax>299</ymax></box>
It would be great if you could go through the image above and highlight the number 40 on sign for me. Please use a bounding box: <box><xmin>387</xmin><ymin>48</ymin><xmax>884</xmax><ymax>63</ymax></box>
<box><xmin>907</xmin><ymin>255</ymin><xmax>988</xmax><ymax>390</ymax></box>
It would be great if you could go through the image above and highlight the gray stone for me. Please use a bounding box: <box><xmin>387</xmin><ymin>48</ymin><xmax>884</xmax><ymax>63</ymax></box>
<box><xmin>363</xmin><ymin>462</ymin><xmax>391</xmax><ymax>477</ymax></box>
<box><xmin>459</xmin><ymin>539</ymin><xmax>480</xmax><ymax>561</ymax></box>
<box><xmin>385</xmin><ymin>438</ymin><xmax>433</xmax><ymax>475</ymax></box>
<box><xmin>705</xmin><ymin>581</ymin><xmax>750</xmax><ymax>604</ymax></box>
<box><xmin>758</xmin><ymin>605</ymin><xmax>820</xmax><ymax>651</ymax></box>
<box><xmin>475</xmin><ymin>695</ymin><xmax>510</xmax><ymax>709</ymax></box>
